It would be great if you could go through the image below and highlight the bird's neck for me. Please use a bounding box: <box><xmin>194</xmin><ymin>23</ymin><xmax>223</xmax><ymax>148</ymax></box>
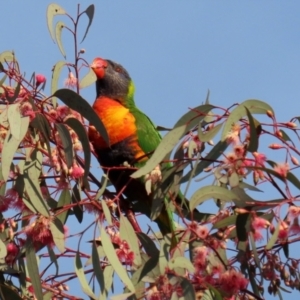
<box><xmin>95</xmin><ymin>80</ymin><xmax>136</xmax><ymax>108</ymax></box>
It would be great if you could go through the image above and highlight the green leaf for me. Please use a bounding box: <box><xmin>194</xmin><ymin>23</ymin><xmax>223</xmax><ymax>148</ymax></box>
<box><xmin>80</xmin><ymin>4</ymin><xmax>95</xmax><ymax>43</ymax></box>
<box><xmin>50</xmin><ymin>217</ymin><xmax>65</xmax><ymax>253</ymax></box>
<box><xmin>0</xmin><ymin>107</ymin><xmax>8</xmax><ymax>127</ymax></box>
<box><xmin>47</xmin><ymin>245</ymin><xmax>59</xmax><ymax>276</ymax></box>
<box><xmin>51</xmin><ymin>61</ymin><xmax>66</xmax><ymax>107</ymax></box>
<box><xmin>137</xmin><ymin>232</ymin><xmax>159</xmax><ymax>257</ymax></box>
<box><xmin>72</xmin><ymin>184</ymin><xmax>83</xmax><ymax>223</ymax></box>
<box><xmin>198</xmin><ymin>122</ymin><xmax>223</xmax><ymax>142</ymax></box>
<box><xmin>101</xmin><ymin>199</ymin><xmax>112</xmax><ymax>226</ymax></box>
<box><xmin>103</xmin><ymin>265</ymin><xmax>114</xmax><ymax>298</ymax></box>
<box><xmin>174</xmin><ymin>104</ymin><xmax>215</xmax><ymax>129</ymax></box>
<box><xmin>53</xmin><ymin>89</ymin><xmax>109</xmax><ymax>146</ymax></box>
<box><xmin>79</xmin><ymin>67</ymin><xmax>97</xmax><ymax>89</ymax></box>
<box><xmin>0</xmin><ymin>74</ymin><xmax>7</xmax><ymax>87</ymax></box>
<box><xmin>213</xmin><ymin>215</ymin><xmax>237</xmax><ymax>229</ymax></box>
<box><xmin>279</xmin><ymin>129</ymin><xmax>291</xmax><ymax>142</ymax></box>
<box><xmin>0</xmin><ymin>239</ymin><xmax>7</xmax><ymax>259</ymax></box>
<box><xmin>7</xmin><ymin>103</ymin><xmax>21</xmax><ymax>139</ymax></box>
<box><xmin>120</xmin><ymin>215</ymin><xmax>142</xmax><ymax>266</ymax></box>
<box><xmin>1</xmin><ymin>117</ymin><xmax>29</xmax><ymax>181</ymax></box>
<box><xmin>245</xmin><ymin>107</ymin><xmax>259</xmax><ymax>152</ymax></box>
<box><xmin>26</xmin><ymin>242</ymin><xmax>43</xmax><ymax>300</ymax></box>
<box><xmin>0</xmin><ymin>51</ymin><xmax>15</xmax><ymax>65</ymax></box>
<box><xmin>91</xmin><ymin>242</ymin><xmax>105</xmax><ymax>299</ymax></box>
<box><xmin>55</xmin><ymin>21</ymin><xmax>66</xmax><ymax>58</ymax></box>
<box><xmin>168</xmin><ymin>257</ymin><xmax>195</xmax><ymax>273</ymax></box>
<box><xmin>189</xmin><ymin>185</ymin><xmax>240</xmax><ymax>211</ymax></box>
<box><xmin>95</xmin><ymin>174</ymin><xmax>109</xmax><ymax>200</ymax></box>
<box><xmin>0</xmin><ymin>284</ymin><xmax>23</xmax><ymax>300</ymax></box>
<box><xmin>266</xmin><ymin>222</ymin><xmax>280</xmax><ymax>250</ymax></box>
<box><xmin>222</xmin><ymin>99</ymin><xmax>274</xmax><ymax>141</ymax></box>
<box><xmin>159</xmin><ymin>240</ymin><xmax>169</xmax><ymax>275</ymax></box>
<box><xmin>65</xmin><ymin>118</ymin><xmax>91</xmax><ymax>182</ymax></box>
<box><xmin>31</xmin><ymin>114</ymin><xmax>52</xmax><ymax>159</ymax></box>
<box><xmin>101</xmin><ymin>226</ymin><xmax>135</xmax><ymax>293</ymax></box>
<box><xmin>57</xmin><ymin>189</ymin><xmax>71</xmax><ymax>224</ymax></box>
<box><xmin>55</xmin><ymin>123</ymin><xmax>73</xmax><ymax>168</ymax></box>
<box><xmin>236</xmin><ymin>213</ymin><xmax>250</xmax><ymax>244</ymax></box>
<box><xmin>283</xmin><ymin>242</ymin><xmax>289</xmax><ymax>259</ymax></box>
<box><xmin>47</xmin><ymin>3</ymin><xmax>66</xmax><ymax>42</ymax></box>
<box><xmin>132</xmin><ymin>125</ymin><xmax>187</xmax><ymax>178</ymax></box>
<box><xmin>205</xmin><ymin>284</ymin><xmax>223</xmax><ymax>300</ymax></box>
<box><xmin>23</xmin><ymin>155</ymin><xmax>50</xmax><ymax>217</ymax></box>
<box><xmin>179</xmin><ymin>277</ymin><xmax>196</xmax><ymax>300</ymax></box>
<box><xmin>131</xmin><ymin>256</ymin><xmax>159</xmax><ymax>286</ymax></box>
<box><xmin>110</xmin><ymin>293</ymin><xmax>135</xmax><ymax>300</ymax></box>
<box><xmin>75</xmin><ymin>251</ymin><xmax>97</xmax><ymax>299</ymax></box>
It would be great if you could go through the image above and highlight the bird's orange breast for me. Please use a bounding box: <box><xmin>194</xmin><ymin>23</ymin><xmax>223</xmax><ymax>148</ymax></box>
<box><xmin>88</xmin><ymin>97</ymin><xmax>146</xmax><ymax>162</ymax></box>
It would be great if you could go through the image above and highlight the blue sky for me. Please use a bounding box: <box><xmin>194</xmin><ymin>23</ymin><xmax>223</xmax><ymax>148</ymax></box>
<box><xmin>2</xmin><ymin>1</ymin><xmax>300</xmax><ymax>299</ymax></box>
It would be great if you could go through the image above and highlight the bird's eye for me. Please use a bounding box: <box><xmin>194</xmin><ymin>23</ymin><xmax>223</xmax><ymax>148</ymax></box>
<box><xmin>115</xmin><ymin>67</ymin><xmax>122</xmax><ymax>73</ymax></box>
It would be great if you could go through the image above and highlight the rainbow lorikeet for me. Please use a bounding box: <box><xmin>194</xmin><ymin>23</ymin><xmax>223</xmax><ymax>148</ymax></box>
<box><xmin>88</xmin><ymin>57</ymin><xmax>205</xmax><ymax>236</ymax></box>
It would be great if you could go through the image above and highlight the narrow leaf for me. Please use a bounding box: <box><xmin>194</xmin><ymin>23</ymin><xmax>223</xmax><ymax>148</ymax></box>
<box><xmin>47</xmin><ymin>3</ymin><xmax>66</xmax><ymax>42</ymax></box>
<box><xmin>266</xmin><ymin>222</ymin><xmax>280</xmax><ymax>250</ymax></box>
<box><xmin>51</xmin><ymin>61</ymin><xmax>66</xmax><ymax>107</ymax></box>
<box><xmin>91</xmin><ymin>243</ymin><xmax>105</xmax><ymax>298</ymax></box>
<box><xmin>75</xmin><ymin>251</ymin><xmax>97</xmax><ymax>299</ymax></box>
<box><xmin>179</xmin><ymin>277</ymin><xmax>196</xmax><ymax>300</ymax></box>
<box><xmin>120</xmin><ymin>215</ymin><xmax>142</xmax><ymax>266</ymax></box>
<box><xmin>1</xmin><ymin>117</ymin><xmax>29</xmax><ymax>181</ymax></box>
<box><xmin>65</xmin><ymin>118</ymin><xmax>91</xmax><ymax>182</ymax></box>
<box><xmin>53</xmin><ymin>89</ymin><xmax>109</xmax><ymax>146</ymax></box>
<box><xmin>50</xmin><ymin>218</ymin><xmax>65</xmax><ymax>253</ymax></box>
<box><xmin>174</xmin><ymin>104</ymin><xmax>214</xmax><ymax>129</ymax></box>
<box><xmin>55</xmin><ymin>21</ymin><xmax>66</xmax><ymax>58</ymax></box>
<box><xmin>245</xmin><ymin>107</ymin><xmax>259</xmax><ymax>152</ymax></box>
<box><xmin>79</xmin><ymin>67</ymin><xmax>96</xmax><ymax>89</ymax></box>
<box><xmin>72</xmin><ymin>184</ymin><xmax>83</xmax><ymax>223</ymax></box>
<box><xmin>0</xmin><ymin>51</ymin><xmax>15</xmax><ymax>64</ymax></box>
<box><xmin>57</xmin><ymin>189</ymin><xmax>71</xmax><ymax>224</ymax></box>
<box><xmin>198</xmin><ymin>122</ymin><xmax>223</xmax><ymax>142</ymax></box>
<box><xmin>101</xmin><ymin>226</ymin><xmax>135</xmax><ymax>293</ymax></box>
<box><xmin>55</xmin><ymin>123</ymin><xmax>73</xmax><ymax>168</ymax></box>
<box><xmin>23</xmin><ymin>158</ymin><xmax>50</xmax><ymax>217</ymax></box>
<box><xmin>26</xmin><ymin>243</ymin><xmax>43</xmax><ymax>300</ymax></box>
<box><xmin>131</xmin><ymin>125</ymin><xmax>187</xmax><ymax>178</ymax></box>
<box><xmin>7</xmin><ymin>103</ymin><xmax>21</xmax><ymax>139</ymax></box>
<box><xmin>81</xmin><ymin>4</ymin><xmax>95</xmax><ymax>43</ymax></box>
<box><xmin>169</xmin><ymin>257</ymin><xmax>195</xmax><ymax>273</ymax></box>
<box><xmin>189</xmin><ymin>185</ymin><xmax>240</xmax><ymax>211</ymax></box>
<box><xmin>101</xmin><ymin>200</ymin><xmax>112</xmax><ymax>226</ymax></box>
<box><xmin>222</xmin><ymin>99</ymin><xmax>274</xmax><ymax>141</ymax></box>
<box><xmin>0</xmin><ymin>239</ymin><xmax>7</xmax><ymax>258</ymax></box>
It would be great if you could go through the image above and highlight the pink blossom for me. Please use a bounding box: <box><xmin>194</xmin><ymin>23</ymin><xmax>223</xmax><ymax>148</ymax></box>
<box><xmin>219</xmin><ymin>268</ymin><xmax>248</xmax><ymax>295</ymax></box>
<box><xmin>273</xmin><ymin>162</ymin><xmax>290</xmax><ymax>178</ymax></box>
<box><xmin>196</xmin><ymin>225</ymin><xmax>209</xmax><ymax>240</ymax></box>
<box><xmin>69</xmin><ymin>164</ymin><xmax>84</xmax><ymax>179</ymax></box>
<box><xmin>253</xmin><ymin>152</ymin><xmax>266</xmax><ymax>167</ymax></box>
<box><xmin>6</xmin><ymin>242</ymin><xmax>19</xmax><ymax>264</ymax></box>
<box><xmin>193</xmin><ymin>246</ymin><xmax>208</xmax><ymax>272</ymax></box>
<box><xmin>64</xmin><ymin>72</ymin><xmax>78</xmax><ymax>89</ymax></box>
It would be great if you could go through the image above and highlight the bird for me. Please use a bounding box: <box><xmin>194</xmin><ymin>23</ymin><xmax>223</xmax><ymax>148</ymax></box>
<box><xmin>88</xmin><ymin>57</ymin><xmax>208</xmax><ymax>238</ymax></box>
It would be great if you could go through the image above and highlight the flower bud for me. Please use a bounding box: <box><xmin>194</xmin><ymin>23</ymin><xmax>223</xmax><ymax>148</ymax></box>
<box><xmin>35</xmin><ymin>74</ymin><xmax>46</xmax><ymax>87</ymax></box>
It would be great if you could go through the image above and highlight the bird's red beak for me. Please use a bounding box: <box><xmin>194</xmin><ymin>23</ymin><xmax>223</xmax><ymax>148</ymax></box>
<box><xmin>90</xmin><ymin>57</ymin><xmax>108</xmax><ymax>79</ymax></box>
